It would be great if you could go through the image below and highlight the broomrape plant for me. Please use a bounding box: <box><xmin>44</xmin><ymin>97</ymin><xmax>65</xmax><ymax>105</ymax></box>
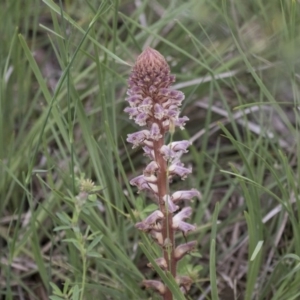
<box><xmin>125</xmin><ymin>48</ymin><xmax>200</xmax><ymax>299</ymax></box>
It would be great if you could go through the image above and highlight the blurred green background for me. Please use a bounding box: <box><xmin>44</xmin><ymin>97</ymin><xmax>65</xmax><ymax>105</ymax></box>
<box><xmin>1</xmin><ymin>0</ymin><xmax>300</xmax><ymax>299</ymax></box>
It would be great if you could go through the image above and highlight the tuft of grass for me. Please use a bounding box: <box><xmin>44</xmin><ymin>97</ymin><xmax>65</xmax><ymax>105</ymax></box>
<box><xmin>1</xmin><ymin>0</ymin><xmax>300</xmax><ymax>299</ymax></box>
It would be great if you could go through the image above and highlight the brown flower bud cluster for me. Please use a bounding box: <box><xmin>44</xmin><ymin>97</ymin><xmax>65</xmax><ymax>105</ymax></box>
<box><xmin>125</xmin><ymin>48</ymin><xmax>200</xmax><ymax>299</ymax></box>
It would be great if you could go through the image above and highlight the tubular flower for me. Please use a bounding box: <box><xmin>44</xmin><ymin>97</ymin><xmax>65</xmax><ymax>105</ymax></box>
<box><xmin>172</xmin><ymin>207</ymin><xmax>196</xmax><ymax>234</ymax></box>
<box><xmin>176</xmin><ymin>276</ymin><xmax>193</xmax><ymax>294</ymax></box>
<box><xmin>147</xmin><ymin>257</ymin><xmax>168</xmax><ymax>271</ymax></box>
<box><xmin>142</xmin><ymin>280</ymin><xmax>166</xmax><ymax>295</ymax></box>
<box><xmin>171</xmin><ymin>189</ymin><xmax>201</xmax><ymax>203</ymax></box>
<box><xmin>135</xmin><ymin>210</ymin><xmax>164</xmax><ymax>232</ymax></box>
<box><xmin>174</xmin><ymin>241</ymin><xmax>197</xmax><ymax>261</ymax></box>
<box><xmin>125</xmin><ymin>47</ymin><xmax>200</xmax><ymax>299</ymax></box>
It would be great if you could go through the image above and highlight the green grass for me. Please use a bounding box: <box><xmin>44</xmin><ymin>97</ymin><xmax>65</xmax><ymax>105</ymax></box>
<box><xmin>1</xmin><ymin>0</ymin><xmax>300</xmax><ymax>299</ymax></box>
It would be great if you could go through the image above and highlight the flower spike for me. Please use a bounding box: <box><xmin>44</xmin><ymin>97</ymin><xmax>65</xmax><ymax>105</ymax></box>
<box><xmin>126</xmin><ymin>47</ymin><xmax>200</xmax><ymax>299</ymax></box>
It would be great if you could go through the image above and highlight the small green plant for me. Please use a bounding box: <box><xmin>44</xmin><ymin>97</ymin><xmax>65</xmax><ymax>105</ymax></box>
<box><xmin>50</xmin><ymin>177</ymin><xmax>103</xmax><ymax>300</ymax></box>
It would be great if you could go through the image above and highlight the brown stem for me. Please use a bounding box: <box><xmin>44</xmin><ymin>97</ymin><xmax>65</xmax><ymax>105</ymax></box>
<box><xmin>154</xmin><ymin>136</ymin><xmax>176</xmax><ymax>300</ymax></box>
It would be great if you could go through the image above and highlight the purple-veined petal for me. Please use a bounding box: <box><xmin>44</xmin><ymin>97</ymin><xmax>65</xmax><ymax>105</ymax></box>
<box><xmin>168</xmin><ymin>104</ymin><xmax>179</xmax><ymax>111</ymax></box>
<box><xmin>135</xmin><ymin>112</ymin><xmax>148</xmax><ymax>126</ymax></box>
<box><xmin>173</xmin><ymin>207</ymin><xmax>193</xmax><ymax>222</ymax></box>
<box><xmin>175</xmin><ymin>116</ymin><xmax>189</xmax><ymax>129</ymax></box>
<box><xmin>168</xmin><ymin>162</ymin><xmax>192</xmax><ymax>179</ymax></box>
<box><xmin>150</xmin><ymin>230</ymin><xmax>163</xmax><ymax>245</ymax></box>
<box><xmin>169</xmin><ymin>140</ymin><xmax>191</xmax><ymax>152</ymax></box>
<box><xmin>165</xmin><ymin>107</ymin><xmax>179</xmax><ymax>118</ymax></box>
<box><xmin>135</xmin><ymin>221</ymin><xmax>150</xmax><ymax>232</ymax></box>
<box><xmin>127</xmin><ymin>86</ymin><xmax>143</xmax><ymax>95</ymax></box>
<box><xmin>135</xmin><ymin>210</ymin><xmax>164</xmax><ymax>232</ymax></box>
<box><xmin>128</xmin><ymin>78</ymin><xmax>135</xmax><ymax>88</ymax></box>
<box><xmin>172</xmin><ymin>221</ymin><xmax>196</xmax><ymax>234</ymax></box>
<box><xmin>130</xmin><ymin>175</ymin><xmax>146</xmax><ymax>187</ymax></box>
<box><xmin>174</xmin><ymin>241</ymin><xmax>197</xmax><ymax>260</ymax></box>
<box><xmin>153</xmin><ymin>77</ymin><xmax>162</xmax><ymax>85</ymax></box>
<box><xmin>160</xmin><ymin>145</ymin><xmax>176</xmax><ymax>160</ymax></box>
<box><xmin>144</xmin><ymin>210</ymin><xmax>164</xmax><ymax>226</ymax></box>
<box><xmin>124</xmin><ymin>107</ymin><xmax>139</xmax><ymax>119</ymax></box>
<box><xmin>171</xmin><ymin>158</ymin><xmax>184</xmax><ymax>166</ymax></box>
<box><xmin>172</xmin><ymin>90</ymin><xmax>185</xmax><ymax>101</ymax></box>
<box><xmin>154</xmin><ymin>103</ymin><xmax>164</xmax><ymax>120</ymax></box>
<box><xmin>150</xmin><ymin>123</ymin><xmax>162</xmax><ymax>140</ymax></box>
<box><xmin>144</xmin><ymin>161</ymin><xmax>159</xmax><ymax>176</ymax></box>
<box><xmin>144</xmin><ymin>174</ymin><xmax>157</xmax><ymax>183</ymax></box>
<box><xmin>161</xmin><ymin>142</ymin><xmax>188</xmax><ymax>160</ymax></box>
<box><xmin>130</xmin><ymin>175</ymin><xmax>158</xmax><ymax>193</ymax></box>
<box><xmin>127</xmin><ymin>130</ymin><xmax>150</xmax><ymax>148</ymax></box>
<box><xmin>169</xmin><ymin>90</ymin><xmax>179</xmax><ymax>97</ymax></box>
<box><xmin>161</xmin><ymin>99</ymin><xmax>172</xmax><ymax>109</ymax></box>
<box><xmin>148</xmin><ymin>183</ymin><xmax>158</xmax><ymax>193</ymax></box>
<box><xmin>147</xmin><ymin>257</ymin><xmax>168</xmax><ymax>271</ymax></box>
<box><xmin>171</xmin><ymin>98</ymin><xmax>184</xmax><ymax>106</ymax></box>
<box><xmin>171</xmin><ymin>189</ymin><xmax>201</xmax><ymax>202</ymax></box>
<box><xmin>172</xmin><ymin>207</ymin><xmax>195</xmax><ymax>233</ymax></box>
<box><xmin>127</xmin><ymin>130</ymin><xmax>149</xmax><ymax>147</ymax></box>
<box><xmin>126</xmin><ymin>94</ymin><xmax>142</xmax><ymax>107</ymax></box>
<box><xmin>142</xmin><ymin>280</ymin><xmax>166</xmax><ymax>295</ymax></box>
<box><xmin>143</xmin><ymin>146</ymin><xmax>154</xmax><ymax>159</ymax></box>
<box><xmin>158</xmin><ymin>88</ymin><xmax>170</xmax><ymax>97</ymax></box>
<box><xmin>137</xmin><ymin>80</ymin><xmax>145</xmax><ymax>87</ymax></box>
<box><xmin>169</xmin><ymin>74</ymin><xmax>176</xmax><ymax>83</ymax></box>
<box><xmin>163</xmin><ymin>195</ymin><xmax>179</xmax><ymax>213</ymax></box>
<box><xmin>149</xmin><ymin>85</ymin><xmax>157</xmax><ymax>93</ymax></box>
<box><xmin>139</xmin><ymin>97</ymin><xmax>153</xmax><ymax>113</ymax></box>
<box><xmin>143</xmin><ymin>139</ymin><xmax>153</xmax><ymax>148</ymax></box>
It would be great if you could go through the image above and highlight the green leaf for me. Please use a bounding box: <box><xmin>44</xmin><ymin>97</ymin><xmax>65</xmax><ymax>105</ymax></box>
<box><xmin>88</xmin><ymin>194</ymin><xmax>97</xmax><ymax>202</ymax></box>
<box><xmin>142</xmin><ymin>204</ymin><xmax>158</xmax><ymax>213</ymax></box>
<box><xmin>49</xmin><ymin>296</ymin><xmax>65</xmax><ymax>300</ymax></box>
<box><xmin>49</xmin><ymin>282</ymin><xmax>63</xmax><ymax>296</ymax></box>
<box><xmin>63</xmin><ymin>238</ymin><xmax>82</xmax><ymax>251</ymax></box>
<box><xmin>86</xmin><ymin>251</ymin><xmax>103</xmax><ymax>258</ymax></box>
<box><xmin>71</xmin><ymin>285</ymin><xmax>80</xmax><ymax>300</ymax></box>
<box><xmin>53</xmin><ymin>225</ymin><xmax>72</xmax><ymax>231</ymax></box>
<box><xmin>250</xmin><ymin>241</ymin><xmax>264</xmax><ymax>261</ymax></box>
<box><xmin>87</xmin><ymin>236</ymin><xmax>103</xmax><ymax>252</ymax></box>
<box><xmin>135</xmin><ymin>196</ymin><xmax>144</xmax><ymax>212</ymax></box>
<box><xmin>56</xmin><ymin>212</ymin><xmax>72</xmax><ymax>225</ymax></box>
